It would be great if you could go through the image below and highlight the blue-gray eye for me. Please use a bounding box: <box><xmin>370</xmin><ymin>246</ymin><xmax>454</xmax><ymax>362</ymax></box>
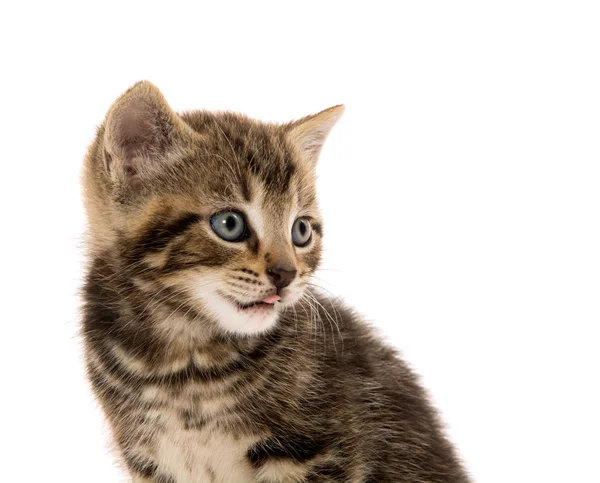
<box><xmin>292</xmin><ymin>217</ymin><xmax>312</xmax><ymax>247</ymax></box>
<box><xmin>210</xmin><ymin>211</ymin><xmax>248</xmax><ymax>242</ymax></box>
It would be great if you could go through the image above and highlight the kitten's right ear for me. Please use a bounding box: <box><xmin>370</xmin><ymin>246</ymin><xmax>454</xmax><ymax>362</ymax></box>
<box><xmin>285</xmin><ymin>105</ymin><xmax>345</xmax><ymax>167</ymax></box>
<box><xmin>103</xmin><ymin>81</ymin><xmax>191</xmax><ymax>192</ymax></box>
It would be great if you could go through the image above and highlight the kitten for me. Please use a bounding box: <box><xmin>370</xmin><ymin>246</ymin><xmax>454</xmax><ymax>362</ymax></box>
<box><xmin>82</xmin><ymin>81</ymin><xmax>469</xmax><ymax>482</ymax></box>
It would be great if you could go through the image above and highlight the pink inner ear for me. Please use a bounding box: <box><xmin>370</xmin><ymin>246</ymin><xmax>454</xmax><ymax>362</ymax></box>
<box><xmin>106</xmin><ymin>93</ymin><xmax>176</xmax><ymax>191</ymax></box>
<box><xmin>114</xmin><ymin>98</ymin><xmax>156</xmax><ymax>159</ymax></box>
<box><xmin>302</xmin><ymin>135</ymin><xmax>326</xmax><ymax>158</ymax></box>
<box><xmin>103</xmin><ymin>82</ymin><xmax>182</xmax><ymax>195</ymax></box>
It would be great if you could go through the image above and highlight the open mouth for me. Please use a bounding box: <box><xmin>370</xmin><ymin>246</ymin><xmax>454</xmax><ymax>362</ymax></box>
<box><xmin>236</xmin><ymin>300</ymin><xmax>272</xmax><ymax>310</ymax></box>
<box><xmin>221</xmin><ymin>293</ymin><xmax>281</xmax><ymax>311</ymax></box>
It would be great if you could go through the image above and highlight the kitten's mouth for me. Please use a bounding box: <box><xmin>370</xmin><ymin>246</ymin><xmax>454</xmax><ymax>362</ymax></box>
<box><xmin>222</xmin><ymin>293</ymin><xmax>281</xmax><ymax>311</ymax></box>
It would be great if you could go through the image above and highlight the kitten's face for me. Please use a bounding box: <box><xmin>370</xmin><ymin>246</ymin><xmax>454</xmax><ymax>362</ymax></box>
<box><xmin>183</xmin><ymin>190</ymin><xmax>320</xmax><ymax>335</ymax></box>
<box><xmin>132</xmin><ymin>167</ymin><xmax>322</xmax><ymax>336</ymax></box>
<box><xmin>84</xmin><ymin>82</ymin><xmax>342</xmax><ymax>336</ymax></box>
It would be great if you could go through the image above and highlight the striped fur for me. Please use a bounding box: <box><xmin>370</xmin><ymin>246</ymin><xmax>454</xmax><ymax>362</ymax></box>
<box><xmin>81</xmin><ymin>81</ymin><xmax>469</xmax><ymax>482</ymax></box>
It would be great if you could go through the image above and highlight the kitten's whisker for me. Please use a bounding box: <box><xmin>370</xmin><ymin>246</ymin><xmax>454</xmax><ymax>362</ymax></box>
<box><xmin>305</xmin><ymin>283</ymin><xmax>345</xmax><ymax>331</ymax></box>
<box><xmin>300</xmin><ymin>293</ymin><xmax>323</xmax><ymax>355</ymax></box>
<box><xmin>291</xmin><ymin>302</ymin><xmax>299</xmax><ymax>337</ymax></box>
<box><xmin>306</xmin><ymin>280</ymin><xmax>342</xmax><ymax>300</ymax></box>
<box><xmin>305</xmin><ymin>290</ymin><xmax>343</xmax><ymax>355</ymax></box>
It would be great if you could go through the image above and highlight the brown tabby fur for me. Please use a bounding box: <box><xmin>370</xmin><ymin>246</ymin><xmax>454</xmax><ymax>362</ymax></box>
<box><xmin>81</xmin><ymin>81</ymin><xmax>470</xmax><ymax>482</ymax></box>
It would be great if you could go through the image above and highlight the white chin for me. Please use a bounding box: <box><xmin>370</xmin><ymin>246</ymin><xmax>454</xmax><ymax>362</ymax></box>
<box><xmin>201</xmin><ymin>293</ymin><xmax>280</xmax><ymax>335</ymax></box>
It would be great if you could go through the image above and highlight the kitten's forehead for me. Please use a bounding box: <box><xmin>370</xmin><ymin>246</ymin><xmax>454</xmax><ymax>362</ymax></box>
<box><xmin>182</xmin><ymin>111</ymin><xmax>313</xmax><ymax>211</ymax></box>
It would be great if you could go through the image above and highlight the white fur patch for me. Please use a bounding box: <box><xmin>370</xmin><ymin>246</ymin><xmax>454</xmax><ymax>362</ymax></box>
<box><xmin>191</xmin><ymin>281</ymin><xmax>281</xmax><ymax>335</ymax></box>
<box><xmin>256</xmin><ymin>458</ymin><xmax>308</xmax><ymax>482</ymax></box>
<box><xmin>151</xmin><ymin>408</ymin><xmax>258</xmax><ymax>483</ymax></box>
<box><xmin>243</xmin><ymin>195</ymin><xmax>266</xmax><ymax>240</ymax></box>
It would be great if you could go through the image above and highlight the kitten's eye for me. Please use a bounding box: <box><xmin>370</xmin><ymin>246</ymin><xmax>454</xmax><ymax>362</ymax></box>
<box><xmin>292</xmin><ymin>217</ymin><xmax>312</xmax><ymax>247</ymax></box>
<box><xmin>210</xmin><ymin>211</ymin><xmax>248</xmax><ymax>242</ymax></box>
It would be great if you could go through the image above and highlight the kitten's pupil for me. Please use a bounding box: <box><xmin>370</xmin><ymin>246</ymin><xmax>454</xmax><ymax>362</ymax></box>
<box><xmin>299</xmin><ymin>222</ymin><xmax>307</xmax><ymax>236</ymax></box>
<box><xmin>225</xmin><ymin>216</ymin><xmax>236</xmax><ymax>232</ymax></box>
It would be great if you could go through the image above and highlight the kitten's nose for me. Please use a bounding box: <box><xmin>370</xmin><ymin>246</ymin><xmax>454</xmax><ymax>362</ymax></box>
<box><xmin>266</xmin><ymin>265</ymin><xmax>297</xmax><ymax>290</ymax></box>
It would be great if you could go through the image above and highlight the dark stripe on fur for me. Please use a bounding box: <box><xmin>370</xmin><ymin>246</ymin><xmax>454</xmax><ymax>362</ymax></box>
<box><xmin>89</xmin><ymin>327</ymin><xmax>285</xmax><ymax>391</ymax></box>
<box><xmin>180</xmin><ymin>409</ymin><xmax>209</xmax><ymax>431</ymax></box>
<box><xmin>123</xmin><ymin>455</ymin><xmax>175</xmax><ymax>482</ymax></box>
<box><xmin>160</xmin><ymin>236</ymin><xmax>235</xmax><ymax>273</ymax></box>
<box><xmin>136</xmin><ymin>212</ymin><xmax>202</xmax><ymax>252</ymax></box>
<box><xmin>311</xmin><ymin>222</ymin><xmax>322</xmax><ymax>236</ymax></box>
<box><xmin>247</xmin><ymin>432</ymin><xmax>329</xmax><ymax>467</ymax></box>
<box><xmin>124</xmin><ymin>455</ymin><xmax>159</xmax><ymax>478</ymax></box>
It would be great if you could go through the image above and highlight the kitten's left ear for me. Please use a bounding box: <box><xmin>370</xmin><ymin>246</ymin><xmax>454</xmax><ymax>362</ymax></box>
<box><xmin>285</xmin><ymin>105</ymin><xmax>345</xmax><ymax>166</ymax></box>
<box><xmin>103</xmin><ymin>81</ymin><xmax>194</xmax><ymax>192</ymax></box>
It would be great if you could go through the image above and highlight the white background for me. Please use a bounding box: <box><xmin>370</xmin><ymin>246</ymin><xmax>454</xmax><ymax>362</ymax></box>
<box><xmin>1</xmin><ymin>1</ymin><xmax>599</xmax><ymax>482</ymax></box>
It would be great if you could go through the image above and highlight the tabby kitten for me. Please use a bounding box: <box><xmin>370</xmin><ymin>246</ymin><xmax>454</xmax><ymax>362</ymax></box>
<box><xmin>82</xmin><ymin>81</ymin><xmax>469</xmax><ymax>483</ymax></box>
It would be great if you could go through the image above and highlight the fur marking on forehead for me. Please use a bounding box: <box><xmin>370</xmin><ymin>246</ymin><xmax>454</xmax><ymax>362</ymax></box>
<box><xmin>243</xmin><ymin>181</ymin><xmax>297</xmax><ymax>243</ymax></box>
<box><xmin>243</xmin><ymin>188</ymin><xmax>266</xmax><ymax>241</ymax></box>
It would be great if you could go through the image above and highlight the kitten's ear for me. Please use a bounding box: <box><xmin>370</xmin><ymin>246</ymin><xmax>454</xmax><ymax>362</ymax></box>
<box><xmin>285</xmin><ymin>105</ymin><xmax>345</xmax><ymax>166</ymax></box>
<box><xmin>103</xmin><ymin>81</ymin><xmax>191</xmax><ymax>191</ymax></box>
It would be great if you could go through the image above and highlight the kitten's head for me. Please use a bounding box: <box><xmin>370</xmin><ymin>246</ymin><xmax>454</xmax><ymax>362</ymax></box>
<box><xmin>83</xmin><ymin>81</ymin><xmax>343</xmax><ymax>336</ymax></box>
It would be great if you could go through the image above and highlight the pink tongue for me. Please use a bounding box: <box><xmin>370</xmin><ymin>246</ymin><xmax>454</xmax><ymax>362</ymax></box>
<box><xmin>262</xmin><ymin>294</ymin><xmax>281</xmax><ymax>304</ymax></box>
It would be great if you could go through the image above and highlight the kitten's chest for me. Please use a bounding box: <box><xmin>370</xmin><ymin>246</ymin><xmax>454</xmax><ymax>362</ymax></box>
<box><xmin>143</xmin><ymin>386</ymin><xmax>259</xmax><ymax>483</ymax></box>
